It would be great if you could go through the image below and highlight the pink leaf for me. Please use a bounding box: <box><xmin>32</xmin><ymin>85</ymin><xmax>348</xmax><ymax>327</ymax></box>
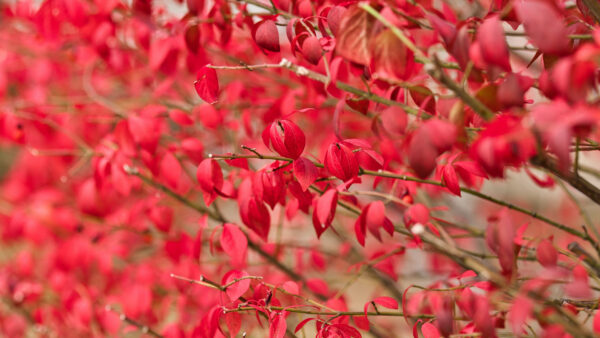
<box><xmin>515</xmin><ymin>1</ymin><xmax>570</xmax><ymax>55</ymax></box>
<box><xmin>220</xmin><ymin>224</ymin><xmax>248</xmax><ymax>268</ymax></box>
<box><xmin>421</xmin><ymin>322</ymin><xmax>441</xmax><ymax>338</ymax></box>
<box><xmin>536</xmin><ymin>238</ymin><xmax>557</xmax><ymax>268</ymax></box>
<box><xmin>508</xmin><ymin>295</ymin><xmax>533</xmax><ymax>336</ymax></box>
<box><xmin>222</xmin><ymin>270</ymin><xmax>250</xmax><ymax>302</ymax></box>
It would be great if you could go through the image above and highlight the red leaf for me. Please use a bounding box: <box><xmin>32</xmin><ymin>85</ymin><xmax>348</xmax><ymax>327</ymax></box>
<box><xmin>263</xmin><ymin>119</ymin><xmax>306</xmax><ymax>159</ymax></box>
<box><xmin>313</xmin><ymin>189</ymin><xmax>338</xmax><ymax>238</ymax></box>
<box><xmin>302</xmin><ymin>36</ymin><xmax>322</xmax><ymax>65</ymax></box>
<box><xmin>372</xmin><ymin>296</ymin><xmax>398</xmax><ymax>310</ymax></box>
<box><xmin>160</xmin><ymin>152</ymin><xmax>182</xmax><ymax>190</ymax></box>
<box><xmin>184</xmin><ymin>24</ymin><xmax>201</xmax><ymax>54</ymax></box>
<box><xmin>220</xmin><ymin>224</ymin><xmax>248</xmax><ymax>268</ymax></box>
<box><xmin>453</xmin><ymin>161</ymin><xmax>488</xmax><ymax>179</ymax></box>
<box><xmin>269</xmin><ymin>312</ymin><xmax>287</xmax><ymax>338</ymax></box>
<box><xmin>353</xmin><ymin>315</ymin><xmax>370</xmax><ymax>331</ymax></box>
<box><xmin>354</xmin><ymin>212</ymin><xmax>367</xmax><ymax>246</ymax></box>
<box><xmin>223</xmin><ymin>312</ymin><xmax>241</xmax><ymax>338</ymax></box>
<box><xmin>306</xmin><ymin>278</ymin><xmax>329</xmax><ymax>296</ymax></box>
<box><xmin>371</xmin><ymin>29</ymin><xmax>415</xmax><ymax>81</ymax></box>
<box><xmin>565</xmin><ymin>264</ymin><xmax>591</xmax><ymax>298</ymax></box>
<box><xmin>324</xmin><ymin>142</ymin><xmax>359</xmax><ymax>181</ymax></box>
<box><xmin>222</xmin><ymin>270</ymin><xmax>250</xmax><ymax>302</ymax></box>
<box><xmin>281</xmin><ymin>281</ymin><xmax>299</xmax><ymax>295</ymax></box>
<box><xmin>404</xmin><ymin>204</ymin><xmax>430</xmax><ymax>227</ymax></box>
<box><xmin>441</xmin><ymin>165</ymin><xmax>461</xmax><ymax>196</ymax></box>
<box><xmin>524</xmin><ymin>166</ymin><xmax>555</xmax><ymax>188</ymax></box>
<box><xmin>515</xmin><ymin>1</ymin><xmax>570</xmax><ymax>55</ymax></box>
<box><xmin>293</xmin><ymin>157</ymin><xmax>318</xmax><ymax>191</ymax></box>
<box><xmin>327</xmin><ymin>6</ymin><xmax>347</xmax><ymax>37</ymax></box>
<box><xmin>181</xmin><ymin>138</ymin><xmax>204</xmax><ymax>164</ymax></box>
<box><xmin>594</xmin><ymin>308</ymin><xmax>600</xmax><ymax>333</ymax></box>
<box><xmin>194</xmin><ymin>66</ymin><xmax>219</xmax><ymax>104</ymax></box>
<box><xmin>295</xmin><ymin>318</ymin><xmax>316</xmax><ymax>333</ymax></box>
<box><xmin>254</xmin><ymin>20</ymin><xmax>280</xmax><ymax>52</ymax></box>
<box><xmin>508</xmin><ymin>295</ymin><xmax>533</xmax><ymax>336</ymax></box>
<box><xmin>128</xmin><ymin>115</ymin><xmax>160</xmax><ymax>153</ymax></box>
<box><xmin>196</xmin><ymin>158</ymin><xmax>224</xmax><ymax>206</ymax></box>
<box><xmin>240</xmin><ymin>197</ymin><xmax>271</xmax><ymax>241</ymax></box>
<box><xmin>169</xmin><ymin>109</ymin><xmax>194</xmax><ymax>126</ymax></box>
<box><xmin>149</xmin><ymin>205</ymin><xmax>173</xmax><ymax>233</ymax></box>
<box><xmin>458</xmin><ymin>270</ymin><xmax>477</xmax><ymax>280</ymax></box>
<box><xmin>186</xmin><ymin>0</ymin><xmax>204</xmax><ymax>15</ymax></box>
<box><xmin>346</xmin><ymin>96</ymin><xmax>370</xmax><ymax>115</ymax></box>
<box><xmin>355</xmin><ymin>201</ymin><xmax>393</xmax><ymax>246</ymax></box>
<box><xmin>380</xmin><ymin>106</ymin><xmax>407</xmax><ymax>136</ymax></box>
<box><xmin>329</xmin><ymin>324</ymin><xmax>361</xmax><ymax>338</ymax></box>
<box><xmin>477</xmin><ymin>15</ymin><xmax>510</xmax><ymax>71</ymax></box>
<box><xmin>335</xmin><ymin>5</ymin><xmax>374</xmax><ymax>65</ymax></box>
<box><xmin>409</xmin><ymin>120</ymin><xmax>456</xmax><ymax>179</ymax></box>
<box><xmin>421</xmin><ymin>322</ymin><xmax>441</xmax><ymax>338</ymax></box>
<box><xmin>402</xmin><ymin>285</ymin><xmax>415</xmax><ymax>327</ymax></box>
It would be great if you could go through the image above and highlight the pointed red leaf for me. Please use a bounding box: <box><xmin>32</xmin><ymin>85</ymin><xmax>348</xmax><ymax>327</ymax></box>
<box><xmin>442</xmin><ymin>165</ymin><xmax>461</xmax><ymax>196</ymax></box>
<box><xmin>293</xmin><ymin>157</ymin><xmax>318</xmax><ymax>191</ymax></box>
<box><xmin>477</xmin><ymin>15</ymin><xmax>511</xmax><ymax>71</ymax></box>
<box><xmin>194</xmin><ymin>66</ymin><xmax>219</xmax><ymax>104</ymax></box>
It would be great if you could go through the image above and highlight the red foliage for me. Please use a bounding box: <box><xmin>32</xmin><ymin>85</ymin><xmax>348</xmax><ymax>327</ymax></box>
<box><xmin>1</xmin><ymin>0</ymin><xmax>600</xmax><ymax>337</ymax></box>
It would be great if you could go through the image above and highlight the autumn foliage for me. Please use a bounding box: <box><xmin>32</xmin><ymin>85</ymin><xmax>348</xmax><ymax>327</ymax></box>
<box><xmin>3</xmin><ymin>0</ymin><xmax>600</xmax><ymax>337</ymax></box>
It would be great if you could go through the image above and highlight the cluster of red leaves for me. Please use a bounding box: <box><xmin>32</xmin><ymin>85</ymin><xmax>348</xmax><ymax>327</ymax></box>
<box><xmin>1</xmin><ymin>0</ymin><xmax>600</xmax><ymax>337</ymax></box>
